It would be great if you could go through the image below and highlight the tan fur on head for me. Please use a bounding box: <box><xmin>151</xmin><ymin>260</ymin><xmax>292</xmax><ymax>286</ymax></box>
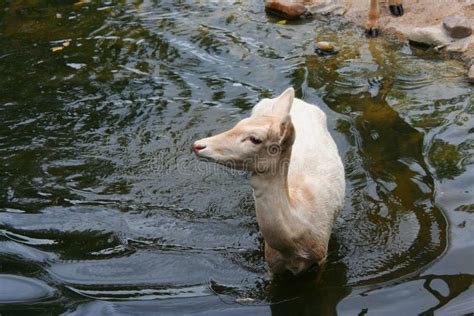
<box><xmin>277</xmin><ymin>115</ymin><xmax>296</xmax><ymax>149</ymax></box>
<box><xmin>193</xmin><ymin>88</ymin><xmax>296</xmax><ymax>173</ymax></box>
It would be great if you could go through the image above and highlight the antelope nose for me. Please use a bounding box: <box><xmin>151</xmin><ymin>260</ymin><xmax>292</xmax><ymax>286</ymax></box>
<box><xmin>192</xmin><ymin>143</ymin><xmax>206</xmax><ymax>153</ymax></box>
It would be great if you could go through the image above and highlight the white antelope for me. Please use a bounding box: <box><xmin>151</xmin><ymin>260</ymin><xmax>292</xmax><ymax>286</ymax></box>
<box><xmin>192</xmin><ymin>88</ymin><xmax>345</xmax><ymax>275</ymax></box>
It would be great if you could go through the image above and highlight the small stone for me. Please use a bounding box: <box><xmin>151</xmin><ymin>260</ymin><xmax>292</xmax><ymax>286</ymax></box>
<box><xmin>316</xmin><ymin>41</ymin><xmax>335</xmax><ymax>52</ymax></box>
<box><xmin>315</xmin><ymin>41</ymin><xmax>338</xmax><ymax>56</ymax></box>
<box><xmin>307</xmin><ymin>1</ymin><xmax>347</xmax><ymax>16</ymax></box>
<box><xmin>468</xmin><ymin>65</ymin><xmax>474</xmax><ymax>84</ymax></box>
<box><xmin>332</xmin><ymin>6</ymin><xmax>347</xmax><ymax>16</ymax></box>
<box><xmin>408</xmin><ymin>25</ymin><xmax>452</xmax><ymax>47</ymax></box>
<box><xmin>443</xmin><ymin>16</ymin><xmax>472</xmax><ymax>39</ymax></box>
<box><xmin>446</xmin><ymin>36</ymin><xmax>474</xmax><ymax>53</ymax></box>
<box><xmin>265</xmin><ymin>0</ymin><xmax>307</xmax><ymax>20</ymax></box>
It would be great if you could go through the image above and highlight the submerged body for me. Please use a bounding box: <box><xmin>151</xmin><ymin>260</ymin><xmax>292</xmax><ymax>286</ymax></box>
<box><xmin>193</xmin><ymin>88</ymin><xmax>345</xmax><ymax>275</ymax></box>
<box><xmin>250</xmin><ymin>94</ymin><xmax>345</xmax><ymax>274</ymax></box>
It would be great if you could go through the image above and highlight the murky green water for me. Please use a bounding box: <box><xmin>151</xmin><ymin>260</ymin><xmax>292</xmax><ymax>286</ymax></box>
<box><xmin>0</xmin><ymin>1</ymin><xmax>472</xmax><ymax>314</ymax></box>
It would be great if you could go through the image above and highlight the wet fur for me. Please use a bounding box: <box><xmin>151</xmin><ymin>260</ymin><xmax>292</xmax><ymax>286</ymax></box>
<box><xmin>193</xmin><ymin>88</ymin><xmax>345</xmax><ymax>275</ymax></box>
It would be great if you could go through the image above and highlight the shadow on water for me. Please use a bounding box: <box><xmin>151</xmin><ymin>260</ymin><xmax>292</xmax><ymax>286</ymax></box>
<box><xmin>0</xmin><ymin>1</ymin><xmax>472</xmax><ymax>315</ymax></box>
<box><xmin>299</xmin><ymin>37</ymin><xmax>448</xmax><ymax>285</ymax></box>
<box><xmin>267</xmin><ymin>237</ymin><xmax>351</xmax><ymax>316</ymax></box>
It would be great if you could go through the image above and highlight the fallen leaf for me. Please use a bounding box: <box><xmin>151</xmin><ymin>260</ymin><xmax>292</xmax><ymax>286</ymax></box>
<box><xmin>52</xmin><ymin>197</ymin><xmax>60</xmax><ymax>205</ymax></box>
<box><xmin>62</xmin><ymin>41</ymin><xmax>70</xmax><ymax>47</ymax></box>
<box><xmin>277</xmin><ymin>20</ymin><xmax>287</xmax><ymax>25</ymax></box>
<box><xmin>74</xmin><ymin>0</ymin><xmax>89</xmax><ymax>6</ymax></box>
<box><xmin>51</xmin><ymin>46</ymin><xmax>64</xmax><ymax>52</ymax></box>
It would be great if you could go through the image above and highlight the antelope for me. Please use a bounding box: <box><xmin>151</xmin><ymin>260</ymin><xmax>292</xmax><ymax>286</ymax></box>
<box><xmin>366</xmin><ymin>0</ymin><xmax>404</xmax><ymax>37</ymax></box>
<box><xmin>192</xmin><ymin>88</ymin><xmax>345</xmax><ymax>275</ymax></box>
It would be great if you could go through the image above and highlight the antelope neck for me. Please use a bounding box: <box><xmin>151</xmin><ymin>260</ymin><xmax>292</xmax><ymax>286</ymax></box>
<box><xmin>250</xmin><ymin>149</ymin><xmax>299</xmax><ymax>250</ymax></box>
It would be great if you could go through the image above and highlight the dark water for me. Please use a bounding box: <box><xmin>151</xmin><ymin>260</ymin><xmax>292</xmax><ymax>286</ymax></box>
<box><xmin>0</xmin><ymin>1</ymin><xmax>473</xmax><ymax>315</ymax></box>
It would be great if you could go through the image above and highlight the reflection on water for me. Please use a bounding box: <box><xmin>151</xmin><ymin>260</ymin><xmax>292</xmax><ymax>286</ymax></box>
<box><xmin>0</xmin><ymin>1</ymin><xmax>472</xmax><ymax>314</ymax></box>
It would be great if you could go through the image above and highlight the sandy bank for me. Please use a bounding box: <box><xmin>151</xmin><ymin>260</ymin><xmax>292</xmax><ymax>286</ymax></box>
<box><xmin>339</xmin><ymin>0</ymin><xmax>474</xmax><ymax>63</ymax></box>
<box><xmin>266</xmin><ymin>0</ymin><xmax>474</xmax><ymax>76</ymax></box>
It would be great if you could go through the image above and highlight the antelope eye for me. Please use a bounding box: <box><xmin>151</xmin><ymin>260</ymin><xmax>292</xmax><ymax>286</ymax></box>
<box><xmin>249</xmin><ymin>136</ymin><xmax>262</xmax><ymax>145</ymax></box>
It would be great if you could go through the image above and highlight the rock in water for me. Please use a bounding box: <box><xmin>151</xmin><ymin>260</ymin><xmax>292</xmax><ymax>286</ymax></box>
<box><xmin>265</xmin><ymin>0</ymin><xmax>307</xmax><ymax>19</ymax></box>
<box><xmin>469</xmin><ymin>65</ymin><xmax>474</xmax><ymax>84</ymax></box>
<box><xmin>443</xmin><ymin>16</ymin><xmax>472</xmax><ymax>39</ymax></box>
<box><xmin>446</xmin><ymin>36</ymin><xmax>474</xmax><ymax>53</ymax></box>
<box><xmin>315</xmin><ymin>41</ymin><xmax>338</xmax><ymax>56</ymax></box>
<box><xmin>307</xmin><ymin>1</ymin><xmax>346</xmax><ymax>16</ymax></box>
<box><xmin>408</xmin><ymin>25</ymin><xmax>452</xmax><ymax>47</ymax></box>
<box><xmin>316</xmin><ymin>41</ymin><xmax>334</xmax><ymax>52</ymax></box>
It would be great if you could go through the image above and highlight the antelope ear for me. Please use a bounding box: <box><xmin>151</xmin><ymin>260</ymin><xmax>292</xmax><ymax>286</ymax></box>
<box><xmin>279</xmin><ymin>114</ymin><xmax>295</xmax><ymax>148</ymax></box>
<box><xmin>273</xmin><ymin>87</ymin><xmax>294</xmax><ymax>117</ymax></box>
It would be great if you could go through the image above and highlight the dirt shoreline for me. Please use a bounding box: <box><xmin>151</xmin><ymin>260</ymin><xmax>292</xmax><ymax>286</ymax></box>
<box><xmin>338</xmin><ymin>0</ymin><xmax>474</xmax><ymax>65</ymax></box>
<box><xmin>267</xmin><ymin>1</ymin><xmax>474</xmax><ymax>68</ymax></box>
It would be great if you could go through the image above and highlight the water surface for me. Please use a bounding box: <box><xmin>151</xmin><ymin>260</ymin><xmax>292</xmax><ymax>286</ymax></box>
<box><xmin>0</xmin><ymin>1</ymin><xmax>473</xmax><ymax>315</ymax></box>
